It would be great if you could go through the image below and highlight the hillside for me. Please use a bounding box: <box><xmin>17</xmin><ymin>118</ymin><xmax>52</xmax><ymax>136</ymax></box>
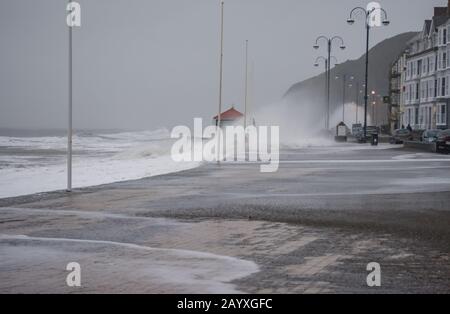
<box><xmin>284</xmin><ymin>32</ymin><xmax>417</xmax><ymax>113</ymax></box>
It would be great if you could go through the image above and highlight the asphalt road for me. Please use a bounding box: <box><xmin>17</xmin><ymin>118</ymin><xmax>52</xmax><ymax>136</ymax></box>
<box><xmin>1</xmin><ymin>143</ymin><xmax>449</xmax><ymax>293</ymax></box>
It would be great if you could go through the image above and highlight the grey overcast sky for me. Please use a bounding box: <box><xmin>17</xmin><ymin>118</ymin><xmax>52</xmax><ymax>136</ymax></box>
<box><xmin>0</xmin><ymin>0</ymin><xmax>446</xmax><ymax>130</ymax></box>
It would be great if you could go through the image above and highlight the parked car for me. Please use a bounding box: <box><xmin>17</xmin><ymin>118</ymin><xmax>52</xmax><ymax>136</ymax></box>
<box><xmin>411</xmin><ymin>129</ymin><xmax>426</xmax><ymax>141</ymax></box>
<box><xmin>389</xmin><ymin>129</ymin><xmax>412</xmax><ymax>144</ymax></box>
<box><xmin>421</xmin><ymin>129</ymin><xmax>441</xmax><ymax>143</ymax></box>
<box><xmin>436</xmin><ymin>129</ymin><xmax>450</xmax><ymax>154</ymax></box>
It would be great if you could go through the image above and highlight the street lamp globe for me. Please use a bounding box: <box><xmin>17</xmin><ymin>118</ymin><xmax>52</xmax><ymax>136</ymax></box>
<box><xmin>340</xmin><ymin>45</ymin><xmax>346</xmax><ymax>50</ymax></box>
<box><xmin>382</xmin><ymin>20</ymin><xmax>390</xmax><ymax>26</ymax></box>
<box><xmin>313</xmin><ymin>45</ymin><xmax>320</xmax><ymax>49</ymax></box>
<box><xmin>347</xmin><ymin>18</ymin><xmax>355</xmax><ymax>25</ymax></box>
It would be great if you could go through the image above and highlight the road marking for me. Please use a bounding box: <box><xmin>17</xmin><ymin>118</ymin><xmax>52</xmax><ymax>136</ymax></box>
<box><xmin>218</xmin><ymin>159</ymin><xmax>450</xmax><ymax>164</ymax></box>
<box><xmin>279</xmin><ymin>159</ymin><xmax>450</xmax><ymax>163</ymax></box>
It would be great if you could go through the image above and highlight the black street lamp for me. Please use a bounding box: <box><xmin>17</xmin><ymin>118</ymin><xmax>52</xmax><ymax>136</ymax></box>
<box><xmin>347</xmin><ymin>6</ymin><xmax>390</xmax><ymax>141</ymax></box>
<box><xmin>313</xmin><ymin>36</ymin><xmax>346</xmax><ymax>130</ymax></box>
<box><xmin>314</xmin><ymin>56</ymin><xmax>338</xmax><ymax>129</ymax></box>
<box><xmin>355</xmin><ymin>83</ymin><xmax>365</xmax><ymax>125</ymax></box>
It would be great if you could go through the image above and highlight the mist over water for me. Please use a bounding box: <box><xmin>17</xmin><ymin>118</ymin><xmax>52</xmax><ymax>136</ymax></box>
<box><xmin>252</xmin><ymin>97</ymin><xmax>326</xmax><ymax>147</ymax></box>
<box><xmin>329</xmin><ymin>102</ymin><xmax>375</xmax><ymax>129</ymax></box>
<box><xmin>251</xmin><ymin>96</ymin><xmax>378</xmax><ymax>148</ymax></box>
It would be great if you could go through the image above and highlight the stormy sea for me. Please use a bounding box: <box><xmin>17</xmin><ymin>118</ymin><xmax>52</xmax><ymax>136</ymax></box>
<box><xmin>0</xmin><ymin>128</ymin><xmax>199</xmax><ymax>198</ymax></box>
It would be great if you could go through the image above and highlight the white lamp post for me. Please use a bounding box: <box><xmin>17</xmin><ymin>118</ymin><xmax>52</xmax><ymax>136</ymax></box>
<box><xmin>66</xmin><ymin>1</ymin><xmax>81</xmax><ymax>191</ymax></box>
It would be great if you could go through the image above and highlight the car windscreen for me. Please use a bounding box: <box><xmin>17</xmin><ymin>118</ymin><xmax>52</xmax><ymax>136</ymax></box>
<box><xmin>424</xmin><ymin>130</ymin><xmax>439</xmax><ymax>137</ymax></box>
<box><xmin>439</xmin><ymin>130</ymin><xmax>450</xmax><ymax>137</ymax></box>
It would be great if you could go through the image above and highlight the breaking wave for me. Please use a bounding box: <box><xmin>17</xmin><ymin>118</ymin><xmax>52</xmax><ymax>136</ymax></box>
<box><xmin>0</xmin><ymin>129</ymin><xmax>199</xmax><ymax>198</ymax></box>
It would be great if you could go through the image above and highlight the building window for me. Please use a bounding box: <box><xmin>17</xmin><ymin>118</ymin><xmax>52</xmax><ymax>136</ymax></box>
<box><xmin>435</xmin><ymin>79</ymin><xmax>438</xmax><ymax>97</ymax></box>
<box><xmin>430</xmin><ymin>55</ymin><xmax>435</xmax><ymax>73</ymax></box>
<box><xmin>416</xmin><ymin>108</ymin><xmax>424</xmax><ymax>128</ymax></box>
<box><xmin>442</xmin><ymin>77</ymin><xmax>447</xmax><ymax>96</ymax></box>
<box><xmin>437</xmin><ymin>103</ymin><xmax>447</xmax><ymax>125</ymax></box>
<box><xmin>415</xmin><ymin>107</ymin><xmax>419</xmax><ymax>125</ymax></box>
<box><xmin>419</xmin><ymin>107</ymin><xmax>424</xmax><ymax>127</ymax></box>
<box><xmin>422</xmin><ymin>106</ymin><xmax>429</xmax><ymax>129</ymax></box>
<box><xmin>448</xmin><ymin>48</ymin><xmax>450</xmax><ymax>67</ymax></box>
<box><xmin>408</xmin><ymin>84</ymin><xmax>412</xmax><ymax>102</ymax></box>
<box><xmin>428</xmin><ymin>81</ymin><xmax>431</xmax><ymax>98</ymax></box>
<box><xmin>448</xmin><ymin>26</ymin><xmax>450</xmax><ymax>43</ymax></box>
<box><xmin>444</xmin><ymin>28</ymin><xmax>448</xmax><ymax>45</ymax></box>
<box><xmin>420</xmin><ymin>82</ymin><xmax>426</xmax><ymax>100</ymax></box>
<box><xmin>411</xmin><ymin>85</ymin><xmax>414</xmax><ymax>102</ymax></box>
<box><xmin>429</xmin><ymin>107</ymin><xmax>432</xmax><ymax>128</ymax></box>
<box><xmin>447</xmin><ymin>76</ymin><xmax>450</xmax><ymax>96</ymax></box>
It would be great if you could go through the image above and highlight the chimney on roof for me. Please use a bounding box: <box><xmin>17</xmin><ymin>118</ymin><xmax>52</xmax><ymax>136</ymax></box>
<box><xmin>434</xmin><ymin>7</ymin><xmax>447</xmax><ymax>16</ymax></box>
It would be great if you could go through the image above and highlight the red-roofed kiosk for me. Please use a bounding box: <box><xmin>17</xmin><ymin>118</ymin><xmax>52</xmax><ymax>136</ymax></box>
<box><xmin>213</xmin><ymin>106</ymin><xmax>244</xmax><ymax>127</ymax></box>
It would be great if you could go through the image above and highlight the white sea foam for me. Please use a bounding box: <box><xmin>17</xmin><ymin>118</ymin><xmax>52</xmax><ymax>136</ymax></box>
<box><xmin>0</xmin><ymin>129</ymin><xmax>200</xmax><ymax>198</ymax></box>
<box><xmin>0</xmin><ymin>234</ymin><xmax>258</xmax><ymax>293</ymax></box>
